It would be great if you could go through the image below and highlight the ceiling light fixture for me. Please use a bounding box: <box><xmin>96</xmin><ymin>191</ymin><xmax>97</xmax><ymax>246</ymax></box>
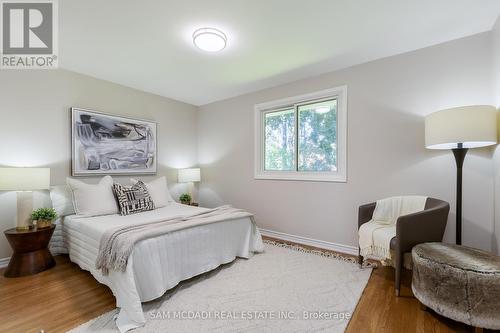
<box><xmin>315</xmin><ymin>106</ymin><xmax>330</xmax><ymax>114</ymax></box>
<box><xmin>193</xmin><ymin>27</ymin><xmax>227</xmax><ymax>52</ymax></box>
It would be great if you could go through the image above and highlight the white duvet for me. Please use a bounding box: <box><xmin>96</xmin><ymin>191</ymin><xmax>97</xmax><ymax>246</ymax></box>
<box><xmin>63</xmin><ymin>203</ymin><xmax>264</xmax><ymax>332</ymax></box>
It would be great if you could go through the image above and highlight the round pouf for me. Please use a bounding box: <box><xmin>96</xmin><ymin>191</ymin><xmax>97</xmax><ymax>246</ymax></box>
<box><xmin>412</xmin><ymin>243</ymin><xmax>500</xmax><ymax>330</ymax></box>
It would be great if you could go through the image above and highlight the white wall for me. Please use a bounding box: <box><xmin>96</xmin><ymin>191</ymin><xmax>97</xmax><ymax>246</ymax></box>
<box><xmin>198</xmin><ymin>32</ymin><xmax>496</xmax><ymax>253</ymax></box>
<box><xmin>0</xmin><ymin>69</ymin><xmax>198</xmax><ymax>259</ymax></box>
<box><xmin>493</xmin><ymin>16</ymin><xmax>500</xmax><ymax>254</ymax></box>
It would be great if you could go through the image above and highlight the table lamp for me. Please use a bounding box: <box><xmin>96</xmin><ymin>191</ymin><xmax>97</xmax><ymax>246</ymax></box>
<box><xmin>178</xmin><ymin>168</ymin><xmax>201</xmax><ymax>201</ymax></box>
<box><xmin>425</xmin><ymin>105</ymin><xmax>497</xmax><ymax>245</ymax></box>
<box><xmin>0</xmin><ymin>168</ymin><xmax>51</xmax><ymax>230</ymax></box>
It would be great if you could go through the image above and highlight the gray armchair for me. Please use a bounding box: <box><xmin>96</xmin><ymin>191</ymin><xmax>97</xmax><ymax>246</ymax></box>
<box><xmin>358</xmin><ymin>197</ymin><xmax>450</xmax><ymax>296</ymax></box>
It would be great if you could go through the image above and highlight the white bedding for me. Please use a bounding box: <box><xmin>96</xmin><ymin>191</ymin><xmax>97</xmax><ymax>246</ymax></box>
<box><xmin>63</xmin><ymin>203</ymin><xmax>264</xmax><ymax>332</ymax></box>
<box><xmin>49</xmin><ymin>218</ymin><xmax>68</xmax><ymax>255</ymax></box>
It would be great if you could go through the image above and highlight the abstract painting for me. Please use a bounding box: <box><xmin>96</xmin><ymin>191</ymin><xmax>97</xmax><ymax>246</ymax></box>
<box><xmin>71</xmin><ymin>108</ymin><xmax>157</xmax><ymax>176</ymax></box>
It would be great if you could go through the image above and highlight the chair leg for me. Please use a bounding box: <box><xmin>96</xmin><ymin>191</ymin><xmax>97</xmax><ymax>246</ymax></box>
<box><xmin>358</xmin><ymin>247</ymin><xmax>363</xmax><ymax>267</ymax></box>
<box><xmin>394</xmin><ymin>251</ymin><xmax>402</xmax><ymax>297</ymax></box>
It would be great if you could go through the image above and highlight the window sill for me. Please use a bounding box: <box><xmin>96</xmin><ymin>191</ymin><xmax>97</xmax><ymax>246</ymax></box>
<box><xmin>254</xmin><ymin>172</ymin><xmax>347</xmax><ymax>183</ymax></box>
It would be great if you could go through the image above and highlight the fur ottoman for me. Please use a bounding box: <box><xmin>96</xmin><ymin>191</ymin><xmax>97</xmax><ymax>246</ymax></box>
<box><xmin>412</xmin><ymin>243</ymin><xmax>500</xmax><ymax>330</ymax></box>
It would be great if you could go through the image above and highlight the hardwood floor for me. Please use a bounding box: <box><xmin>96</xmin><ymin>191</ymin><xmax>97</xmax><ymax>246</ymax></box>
<box><xmin>0</xmin><ymin>256</ymin><xmax>115</xmax><ymax>333</ymax></box>
<box><xmin>346</xmin><ymin>263</ymin><xmax>479</xmax><ymax>333</ymax></box>
<box><xmin>0</xmin><ymin>247</ymin><xmax>496</xmax><ymax>333</ymax></box>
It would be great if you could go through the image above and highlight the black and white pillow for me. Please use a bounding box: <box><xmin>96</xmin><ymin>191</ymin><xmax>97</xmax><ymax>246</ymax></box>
<box><xmin>113</xmin><ymin>181</ymin><xmax>155</xmax><ymax>216</ymax></box>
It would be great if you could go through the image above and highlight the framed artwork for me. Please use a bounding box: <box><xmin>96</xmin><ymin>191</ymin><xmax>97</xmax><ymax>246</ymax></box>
<box><xmin>71</xmin><ymin>107</ymin><xmax>157</xmax><ymax>176</ymax></box>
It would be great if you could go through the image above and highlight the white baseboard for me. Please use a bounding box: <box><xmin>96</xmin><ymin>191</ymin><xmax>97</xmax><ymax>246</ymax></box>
<box><xmin>0</xmin><ymin>257</ymin><xmax>10</xmax><ymax>269</ymax></box>
<box><xmin>259</xmin><ymin>228</ymin><xmax>358</xmax><ymax>256</ymax></box>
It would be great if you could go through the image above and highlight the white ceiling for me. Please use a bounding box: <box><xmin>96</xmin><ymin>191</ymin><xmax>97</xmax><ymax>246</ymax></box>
<box><xmin>60</xmin><ymin>0</ymin><xmax>500</xmax><ymax>106</ymax></box>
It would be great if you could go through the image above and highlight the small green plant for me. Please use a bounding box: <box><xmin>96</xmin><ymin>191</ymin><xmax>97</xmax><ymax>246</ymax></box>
<box><xmin>179</xmin><ymin>193</ymin><xmax>192</xmax><ymax>204</ymax></box>
<box><xmin>31</xmin><ymin>207</ymin><xmax>58</xmax><ymax>221</ymax></box>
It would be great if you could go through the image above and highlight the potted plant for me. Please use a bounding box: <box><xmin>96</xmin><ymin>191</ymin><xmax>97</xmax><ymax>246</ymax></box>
<box><xmin>179</xmin><ymin>193</ymin><xmax>192</xmax><ymax>205</ymax></box>
<box><xmin>31</xmin><ymin>208</ymin><xmax>58</xmax><ymax>229</ymax></box>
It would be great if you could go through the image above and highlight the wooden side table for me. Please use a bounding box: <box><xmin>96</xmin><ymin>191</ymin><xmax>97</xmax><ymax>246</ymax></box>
<box><xmin>4</xmin><ymin>225</ymin><xmax>56</xmax><ymax>277</ymax></box>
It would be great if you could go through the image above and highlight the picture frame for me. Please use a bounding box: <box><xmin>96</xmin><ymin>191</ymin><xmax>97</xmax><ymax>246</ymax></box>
<box><xmin>71</xmin><ymin>107</ymin><xmax>157</xmax><ymax>176</ymax></box>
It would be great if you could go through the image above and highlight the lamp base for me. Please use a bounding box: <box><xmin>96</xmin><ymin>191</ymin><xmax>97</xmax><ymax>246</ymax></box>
<box><xmin>15</xmin><ymin>226</ymin><xmax>33</xmax><ymax>231</ymax></box>
<box><xmin>16</xmin><ymin>191</ymin><xmax>34</xmax><ymax>231</ymax></box>
<box><xmin>452</xmin><ymin>147</ymin><xmax>468</xmax><ymax>246</ymax></box>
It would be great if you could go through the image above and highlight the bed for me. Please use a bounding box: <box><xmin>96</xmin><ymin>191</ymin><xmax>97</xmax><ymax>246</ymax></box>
<box><xmin>60</xmin><ymin>202</ymin><xmax>264</xmax><ymax>332</ymax></box>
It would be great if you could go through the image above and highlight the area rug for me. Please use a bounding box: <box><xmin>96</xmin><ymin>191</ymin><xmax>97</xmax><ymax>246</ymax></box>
<box><xmin>68</xmin><ymin>241</ymin><xmax>372</xmax><ymax>333</ymax></box>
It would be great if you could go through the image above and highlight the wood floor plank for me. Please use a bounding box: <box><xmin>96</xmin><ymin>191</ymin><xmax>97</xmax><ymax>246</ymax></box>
<box><xmin>0</xmin><ymin>244</ymin><xmax>497</xmax><ymax>333</ymax></box>
<box><xmin>0</xmin><ymin>256</ymin><xmax>115</xmax><ymax>333</ymax></box>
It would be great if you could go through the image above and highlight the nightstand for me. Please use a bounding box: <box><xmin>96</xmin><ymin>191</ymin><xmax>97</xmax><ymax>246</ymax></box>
<box><xmin>4</xmin><ymin>225</ymin><xmax>56</xmax><ymax>277</ymax></box>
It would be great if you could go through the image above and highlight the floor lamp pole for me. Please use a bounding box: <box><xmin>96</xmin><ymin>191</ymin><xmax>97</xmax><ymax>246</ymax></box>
<box><xmin>452</xmin><ymin>145</ymin><xmax>468</xmax><ymax>245</ymax></box>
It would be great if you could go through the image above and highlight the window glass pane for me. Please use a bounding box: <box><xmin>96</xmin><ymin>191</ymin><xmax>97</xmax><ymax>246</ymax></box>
<box><xmin>298</xmin><ymin>99</ymin><xmax>337</xmax><ymax>172</ymax></box>
<box><xmin>264</xmin><ymin>108</ymin><xmax>295</xmax><ymax>171</ymax></box>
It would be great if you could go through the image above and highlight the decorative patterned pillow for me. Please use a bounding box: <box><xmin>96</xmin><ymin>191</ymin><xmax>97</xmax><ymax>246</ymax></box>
<box><xmin>130</xmin><ymin>176</ymin><xmax>173</xmax><ymax>208</ymax></box>
<box><xmin>112</xmin><ymin>181</ymin><xmax>155</xmax><ymax>216</ymax></box>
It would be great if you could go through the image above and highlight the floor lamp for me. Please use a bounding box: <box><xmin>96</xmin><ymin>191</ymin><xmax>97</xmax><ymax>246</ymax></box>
<box><xmin>425</xmin><ymin>105</ymin><xmax>497</xmax><ymax>245</ymax></box>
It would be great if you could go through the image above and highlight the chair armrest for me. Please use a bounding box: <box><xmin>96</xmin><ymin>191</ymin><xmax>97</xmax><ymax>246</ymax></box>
<box><xmin>395</xmin><ymin>203</ymin><xmax>450</xmax><ymax>252</ymax></box>
<box><xmin>358</xmin><ymin>202</ymin><xmax>376</xmax><ymax>228</ymax></box>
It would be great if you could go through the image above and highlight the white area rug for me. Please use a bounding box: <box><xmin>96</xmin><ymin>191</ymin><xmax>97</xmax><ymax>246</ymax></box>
<box><xmin>69</xmin><ymin>242</ymin><xmax>372</xmax><ymax>333</ymax></box>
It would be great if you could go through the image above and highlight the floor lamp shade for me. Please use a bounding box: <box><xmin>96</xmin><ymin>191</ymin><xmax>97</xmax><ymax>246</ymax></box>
<box><xmin>425</xmin><ymin>105</ymin><xmax>498</xmax><ymax>245</ymax></box>
<box><xmin>0</xmin><ymin>168</ymin><xmax>51</xmax><ymax>230</ymax></box>
<box><xmin>425</xmin><ymin>105</ymin><xmax>497</xmax><ymax>149</ymax></box>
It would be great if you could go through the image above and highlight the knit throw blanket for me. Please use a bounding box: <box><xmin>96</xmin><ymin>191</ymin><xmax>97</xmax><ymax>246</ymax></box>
<box><xmin>96</xmin><ymin>205</ymin><xmax>254</xmax><ymax>275</ymax></box>
<box><xmin>359</xmin><ymin>196</ymin><xmax>427</xmax><ymax>263</ymax></box>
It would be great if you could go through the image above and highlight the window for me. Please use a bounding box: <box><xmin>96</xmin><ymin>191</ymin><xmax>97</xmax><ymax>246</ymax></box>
<box><xmin>255</xmin><ymin>86</ymin><xmax>347</xmax><ymax>182</ymax></box>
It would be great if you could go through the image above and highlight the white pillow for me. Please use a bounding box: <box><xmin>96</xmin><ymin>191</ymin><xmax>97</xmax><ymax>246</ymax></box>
<box><xmin>50</xmin><ymin>185</ymin><xmax>76</xmax><ymax>217</ymax></box>
<box><xmin>130</xmin><ymin>176</ymin><xmax>173</xmax><ymax>208</ymax></box>
<box><xmin>67</xmin><ymin>176</ymin><xmax>118</xmax><ymax>217</ymax></box>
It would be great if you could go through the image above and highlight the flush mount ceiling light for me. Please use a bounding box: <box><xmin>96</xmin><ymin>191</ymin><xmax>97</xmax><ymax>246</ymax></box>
<box><xmin>193</xmin><ymin>27</ymin><xmax>227</xmax><ymax>52</ymax></box>
<box><xmin>315</xmin><ymin>106</ymin><xmax>330</xmax><ymax>114</ymax></box>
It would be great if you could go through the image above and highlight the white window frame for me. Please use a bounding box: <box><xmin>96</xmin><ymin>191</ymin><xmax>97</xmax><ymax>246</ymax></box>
<box><xmin>254</xmin><ymin>86</ymin><xmax>347</xmax><ymax>182</ymax></box>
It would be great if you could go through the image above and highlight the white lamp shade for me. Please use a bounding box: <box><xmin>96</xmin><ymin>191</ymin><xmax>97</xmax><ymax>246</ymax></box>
<box><xmin>178</xmin><ymin>168</ymin><xmax>201</xmax><ymax>183</ymax></box>
<box><xmin>425</xmin><ymin>105</ymin><xmax>498</xmax><ymax>149</ymax></box>
<box><xmin>0</xmin><ymin>168</ymin><xmax>50</xmax><ymax>191</ymax></box>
